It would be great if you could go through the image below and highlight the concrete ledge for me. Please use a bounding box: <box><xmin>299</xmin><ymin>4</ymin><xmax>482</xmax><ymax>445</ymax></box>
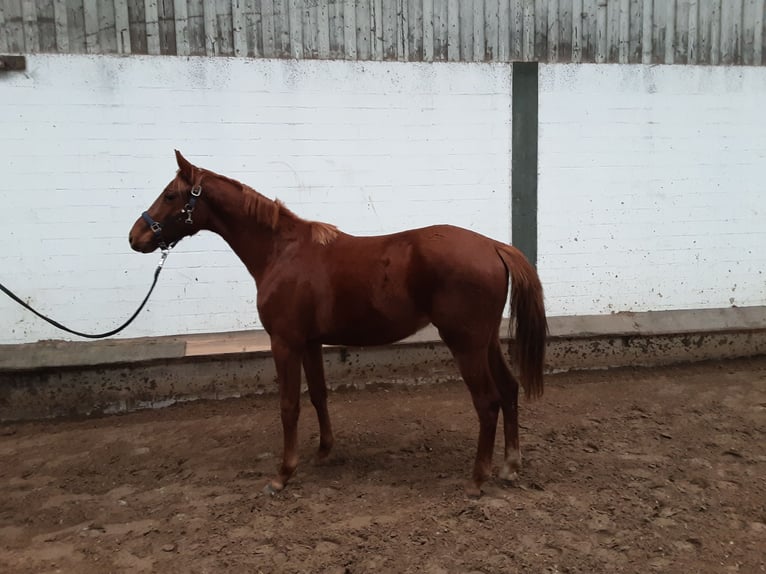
<box><xmin>1</xmin><ymin>306</ymin><xmax>765</xmax><ymax>421</ymax></box>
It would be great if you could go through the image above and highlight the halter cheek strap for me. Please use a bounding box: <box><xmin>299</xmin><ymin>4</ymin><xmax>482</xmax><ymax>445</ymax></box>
<box><xmin>142</xmin><ymin>182</ymin><xmax>203</xmax><ymax>251</ymax></box>
<box><xmin>182</xmin><ymin>184</ymin><xmax>202</xmax><ymax>224</ymax></box>
<box><xmin>141</xmin><ymin>211</ymin><xmax>167</xmax><ymax>250</ymax></box>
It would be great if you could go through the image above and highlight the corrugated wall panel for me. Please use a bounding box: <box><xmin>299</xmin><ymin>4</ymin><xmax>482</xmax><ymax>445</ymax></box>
<box><xmin>1</xmin><ymin>0</ymin><xmax>765</xmax><ymax>65</ymax></box>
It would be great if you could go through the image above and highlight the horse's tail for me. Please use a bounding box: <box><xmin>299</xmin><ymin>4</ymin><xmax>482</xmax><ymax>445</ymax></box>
<box><xmin>495</xmin><ymin>244</ymin><xmax>547</xmax><ymax>400</ymax></box>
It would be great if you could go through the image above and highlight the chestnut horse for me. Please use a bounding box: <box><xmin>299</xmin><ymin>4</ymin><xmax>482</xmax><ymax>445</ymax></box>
<box><xmin>129</xmin><ymin>151</ymin><xmax>547</xmax><ymax>496</ymax></box>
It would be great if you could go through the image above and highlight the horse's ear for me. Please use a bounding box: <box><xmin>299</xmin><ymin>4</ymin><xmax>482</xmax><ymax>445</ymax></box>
<box><xmin>175</xmin><ymin>149</ymin><xmax>194</xmax><ymax>182</ymax></box>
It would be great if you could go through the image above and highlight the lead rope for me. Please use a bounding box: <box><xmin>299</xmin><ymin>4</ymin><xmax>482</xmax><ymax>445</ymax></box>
<box><xmin>0</xmin><ymin>249</ymin><xmax>169</xmax><ymax>339</ymax></box>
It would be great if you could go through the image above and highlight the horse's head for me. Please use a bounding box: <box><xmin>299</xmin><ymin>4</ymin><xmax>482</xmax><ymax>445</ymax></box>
<box><xmin>129</xmin><ymin>150</ymin><xmax>208</xmax><ymax>253</ymax></box>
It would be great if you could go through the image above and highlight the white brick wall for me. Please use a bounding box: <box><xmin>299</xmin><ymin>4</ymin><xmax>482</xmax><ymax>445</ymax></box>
<box><xmin>538</xmin><ymin>64</ymin><xmax>766</xmax><ymax>316</ymax></box>
<box><xmin>2</xmin><ymin>57</ymin><xmax>765</xmax><ymax>345</ymax></box>
<box><xmin>0</xmin><ymin>55</ymin><xmax>512</xmax><ymax>343</ymax></box>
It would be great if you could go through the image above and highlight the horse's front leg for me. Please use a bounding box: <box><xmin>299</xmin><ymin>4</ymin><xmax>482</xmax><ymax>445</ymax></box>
<box><xmin>265</xmin><ymin>338</ymin><xmax>303</xmax><ymax>495</ymax></box>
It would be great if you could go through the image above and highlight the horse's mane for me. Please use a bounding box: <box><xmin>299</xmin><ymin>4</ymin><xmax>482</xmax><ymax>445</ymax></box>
<box><xmin>203</xmin><ymin>171</ymin><xmax>339</xmax><ymax>246</ymax></box>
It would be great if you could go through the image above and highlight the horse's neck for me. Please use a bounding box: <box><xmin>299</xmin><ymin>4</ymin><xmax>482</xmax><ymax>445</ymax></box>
<box><xmin>203</xmin><ymin>181</ymin><xmax>287</xmax><ymax>285</ymax></box>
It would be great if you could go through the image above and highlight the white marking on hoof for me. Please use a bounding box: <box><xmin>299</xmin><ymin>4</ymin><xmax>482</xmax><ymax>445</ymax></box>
<box><xmin>499</xmin><ymin>451</ymin><xmax>522</xmax><ymax>481</ymax></box>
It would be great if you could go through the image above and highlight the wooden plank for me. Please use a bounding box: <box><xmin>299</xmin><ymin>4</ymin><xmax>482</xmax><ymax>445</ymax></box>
<box><xmin>571</xmin><ymin>0</ymin><xmax>583</xmax><ymax>62</ymax></box>
<box><xmin>126</xmin><ymin>0</ymin><xmax>146</xmax><ymax>53</ymax></box>
<box><xmin>595</xmin><ymin>0</ymin><xmax>606</xmax><ymax>62</ymax></box>
<box><xmin>302</xmin><ymin>0</ymin><xmax>317</xmax><ymax>58</ymax></box>
<box><xmin>580</xmin><ymin>0</ymin><xmax>596</xmax><ymax>61</ymax></box>
<box><xmin>354</xmin><ymin>0</ymin><xmax>370</xmax><ymax>60</ymax></box>
<box><xmin>422</xmin><ymin>0</ymin><xmax>433</xmax><ymax>61</ymax></box>
<box><xmin>720</xmin><ymin>0</ymin><xmax>742</xmax><ymax>64</ymax></box>
<box><xmin>216</xmin><ymin>0</ymin><xmax>233</xmax><ymax>55</ymax></box>
<box><xmin>201</xmin><ymin>0</ymin><xmax>216</xmax><ymax>54</ymax></box>
<box><xmin>742</xmin><ymin>0</ymin><xmax>754</xmax><ymax>64</ymax></box>
<box><xmin>743</xmin><ymin>0</ymin><xmax>762</xmax><ymax>65</ymax></box>
<box><xmin>316</xmin><ymin>0</ymin><xmax>330</xmax><ymax>58</ymax></box>
<box><xmin>173</xmin><ymin>0</ymin><xmax>189</xmax><ymax>55</ymax></box>
<box><xmin>498</xmin><ymin>0</ymin><xmax>511</xmax><ymax>61</ymax></box>
<box><xmin>522</xmin><ymin>0</ymin><xmax>534</xmax><ymax>60</ymax></box>
<box><xmin>710</xmin><ymin>0</ymin><xmax>721</xmax><ymax>64</ymax></box>
<box><xmin>433</xmin><ymin>0</ymin><xmax>448</xmax><ymax>60</ymax></box>
<box><xmin>344</xmin><ymin>0</ymin><xmax>356</xmax><ymax>59</ymax></box>
<box><xmin>605</xmin><ymin>0</ymin><xmax>619</xmax><ymax>61</ymax></box>
<box><xmin>510</xmin><ymin>0</ymin><xmax>522</xmax><ymax>60</ymax></box>
<box><xmin>21</xmin><ymin>0</ymin><xmax>40</xmax><ymax>51</ymax></box>
<box><xmin>396</xmin><ymin>0</ymin><xmax>407</xmax><ymax>60</ymax></box>
<box><xmin>82</xmin><ymin>0</ymin><xmax>98</xmax><ymax>52</ymax></box>
<box><xmin>641</xmin><ymin>0</ymin><xmax>651</xmax><ymax>62</ymax></box>
<box><xmin>185</xmin><ymin>0</ymin><xmax>203</xmax><ymax>55</ymax></box>
<box><xmin>260</xmin><ymin>0</ymin><xmax>275</xmax><ymax>56</ymax></box>
<box><xmin>674</xmin><ymin>0</ymin><xmax>689</xmax><ymax>63</ymax></box>
<box><xmin>380</xmin><ymin>0</ymin><xmax>396</xmax><ymax>59</ymax></box>
<box><xmin>95</xmin><ymin>0</ymin><xmax>117</xmax><ymax>53</ymax></box>
<box><xmin>408</xmin><ymin>0</ymin><xmax>422</xmax><ymax>61</ymax></box>
<box><xmin>697</xmin><ymin>0</ymin><xmax>712</xmax><ymax>63</ymax></box>
<box><xmin>628</xmin><ymin>0</ymin><xmax>641</xmax><ymax>62</ymax></box>
<box><xmin>371</xmin><ymin>0</ymin><xmax>382</xmax><ymax>59</ymax></box>
<box><xmin>187</xmin><ymin>0</ymin><xmax>206</xmax><ymax>55</ymax></box>
<box><xmin>547</xmin><ymin>0</ymin><xmax>560</xmax><ymax>62</ymax></box>
<box><xmin>0</xmin><ymin>2</ymin><xmax>7</xmax><ymax>53</ymax></box>
<box><xmin>472</xmin><ymin>0</ymin><xmax>484</xmax><ymax>62</ymax></box>
<box><xmin>688</xmin><ymin>0</ymin><xmax>698</xmax><ymax>63</ymax></box>
<box><xmin>66</xmin><ymin>0</ymin><xmax>87</xmax><ymax>52</ymax></box>
<box><xmin>232</xmin><ymin>0</ymin><xmax>246</xmax><ymax>55</ymax></box>
<box><xmin>555</xmin><ymin>0</ymin><xmax>572</xmax><ymax>61</ymax></box>
<box><xmin>447</xmin><ymin>0</ymin><xmax>459</xmax><ymax>60</ymax></box>
<box><xmin>3</xmin><ymin>0</ymin><xmax>25</xmax><ymax>52</ymax></box>
<box><xmin>651</xmin><ymin>0</ymin><xmax>665</xmax><ymax>63</ymax></box>
<box><xmin>35</xmin><ymin>0</ymin><xmax>57</xmax><ymax>52</ymax></box>
<box><xmin>274</xmin><ymin>0</ymin><xmax>290</xmax><ymax>56</ymax></box>
<box><xmin>534</xmin><ymin>0</ymin><xmax>546</xmax><ymax>60</ymax></box>
<box><xmin>755</xmin><ymin>0</ymin><xmax>764</xmax><ymax>65</ymax></box>
<box><xmin>288</xmin><ymin>0</ymin><xmax>302</xmax><ymax>57</ymax></box>
<box><xmin>327</xmin><ymin>0</ymin><xmax>342</xmax><ymax>57</ymax></box>
<box><xmin>144</xmin><ymin>0</ymin><xmax>160</xmax><ymax>54</ymax></box>
<box><xmin>459</xmin><ymin>0</ymin><xmax>473</xmax><ymax>60</ymax></box>
<box><xmin>113</xmin><ymin>0</ymin><xmax>129</xmax><ymax>53</ymax></box>
<box><xmin>484</xmin><ymin>0</ymin><xmax>499</xmax><ymax>61</ymax></box>
<box><xmin>471</xmin><ymin>0</ymin><xmax>484</xmax><ymax>61</ymax></box>
<box><xmin>618</xmin><ymin>0</ymin><xmax>629</xmax><ymax>62</ymax></box>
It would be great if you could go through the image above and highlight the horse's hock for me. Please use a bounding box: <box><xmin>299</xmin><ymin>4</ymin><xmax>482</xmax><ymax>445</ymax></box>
<box><xmin>1</xmin><ymin>306</ymin><xmax>765</xmax><ymax>422</ymax></box>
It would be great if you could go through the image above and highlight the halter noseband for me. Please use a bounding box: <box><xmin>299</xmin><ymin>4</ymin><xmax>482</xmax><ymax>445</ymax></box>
<box><xmin>141</xmin><ymin>184</ymin><xmax>202</xmax><ymax>250</ymax></box>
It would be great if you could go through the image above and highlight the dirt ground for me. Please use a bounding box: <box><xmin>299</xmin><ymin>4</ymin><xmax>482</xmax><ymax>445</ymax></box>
<box><xmin>1</xmin><ymin>357</ymin><xmax>765</xmax><ymax>574</ymax></box>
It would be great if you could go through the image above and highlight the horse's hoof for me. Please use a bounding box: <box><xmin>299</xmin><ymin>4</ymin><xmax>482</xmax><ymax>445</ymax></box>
<box><xmin>313</xmin><ymin>451</ymin><xmax>331</xmax><ymax>466</ymax></box>
<box><xmin>499</xmin><ymin>453</ymin><xmax>522</xmax><ymax>482</ymax></box>
<box><xmin>465</xmin><ymin>483</ymin><xmax>483</xmax><ymax>499</ymax></box>
<box><xmin>499</xmin><ymin>467</ymin><xmax>520</xmax><ymax>482</ymax></box>
<box><xmin>262</xmin><ymin>481</ymin><xmax>283</xmax><ymax>496</ymax></box>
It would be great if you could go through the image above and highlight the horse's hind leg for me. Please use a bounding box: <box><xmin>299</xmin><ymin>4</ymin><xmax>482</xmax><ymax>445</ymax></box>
<box><xmin>303</xmin><ymin>342</ymin><xmax>334</xmax><ymax>462</ymax></box>
<box><xmin>448</xmin><ymin>344</ymin><xmax>501</xmax><ymax>497</ymax></box>
<box><xmin>489</xmin><ymin>339</ymin><xmax>522</xmax><ymax>480</ymax></box>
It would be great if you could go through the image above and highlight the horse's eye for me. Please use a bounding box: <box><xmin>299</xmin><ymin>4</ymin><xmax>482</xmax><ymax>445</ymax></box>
<box><xmin>164</xmin><ymin>192</ymin><xmax>179</xmax><ymax>202</ymax></box>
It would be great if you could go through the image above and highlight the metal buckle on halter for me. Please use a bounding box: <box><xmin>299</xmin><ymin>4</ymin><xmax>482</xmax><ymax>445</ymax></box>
<box><xmin>150</xmin><ymin>221</ymin><xmax>162</xmax><ymax>233</ymax></box>
<box><xmin>183</xmin><ymin>185</ymin><xmax>202</xmax><ymax>224</ymax></box>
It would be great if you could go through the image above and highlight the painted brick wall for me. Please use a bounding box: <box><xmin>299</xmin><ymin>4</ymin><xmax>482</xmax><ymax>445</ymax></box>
<box><xmin>538</xmin><ymin>64</ymin><xmax>766</xmax><ymax>316</ymax></box>
<box><xmin>3</xmin><ymin>56</ymin><xmax>765</xmax><ymax>345</ymax></box>
<box><xmin>0</xmin><ymin>55</ymin><xmax>512</xmax><ymax>343</ymax></box>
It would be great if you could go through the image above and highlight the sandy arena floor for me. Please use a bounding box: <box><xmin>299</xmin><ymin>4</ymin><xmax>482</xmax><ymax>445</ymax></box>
<box><xmin>1</xmin><ymin>357</ymin><xmax>765</xmax><ymax>573</ymax></box>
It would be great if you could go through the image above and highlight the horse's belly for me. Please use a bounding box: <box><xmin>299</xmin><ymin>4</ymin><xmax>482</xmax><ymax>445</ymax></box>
<box><xmin>319</xmin><ymin>306</ymin><xmax>430</xmax><ymax>347</ymax></box>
